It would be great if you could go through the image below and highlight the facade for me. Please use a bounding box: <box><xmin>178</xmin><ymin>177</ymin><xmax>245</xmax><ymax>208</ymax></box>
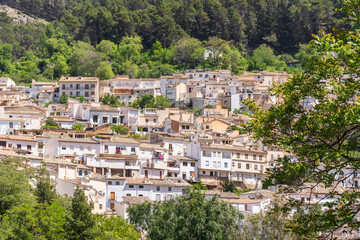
<box><xmin>59</xmin><ymin>76</ymin><xmax>100</xmax><ymax>102</ymax></box>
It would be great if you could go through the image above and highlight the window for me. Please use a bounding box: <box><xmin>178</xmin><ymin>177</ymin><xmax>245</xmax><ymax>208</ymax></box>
<box><xmin>156</xmin><ymin>186</ymin><xmax>160</xmax><ymax>191</ymax></box>
<box><xmin>139</xmin><ymin>185</ymin><xmax>144</xmax><ymax>189</ymax></box>
<box><xmin>87</xmin><ymin>146</ymin><xmax>91</xmax><ymax>151</ymax></box>
<box><xmin>110</xmin><ymin>203</ymin><xmax>115</xmax><ymax>209</ymax></box>
<box><xmin>139</xmin><ymin>194</ymin><xmax>143</xmax><ymax>197</ymax></box>
<box><xmin>246</xmin><ymin>164</ymin><xmax>250</xmax><ymax>169</ymax></box>
<box><xmin>213</xmin><ymin>161</ymin><xmax>216</xmax><ymax>167</ymax></box>
<box><xmin>217</xmin><ymin>161</ymin><xmax>221</xmax><ymax>167</ymax></box>
<box><xmin>259</xmin><ymin>155</ymin><xmax>262</xmax><ymax>160</ymax></box>
<box><xmin>254</xmin><ymin>164</ymin><xmax>258</xmax><ymax>170</ymax></box>
<box><xmin>9</xmin><ymin>122</ymin><xmax>13</xmax><ymax>128</ymax></box>
<box><xmin>238</xmin><ymin>163</ymin><xmax>241</xmax><ymax>168</ymax></box>
<box><xmin>112</xmin><ymin>118</ymin><xmax>117</xmax><ymax>124</ymax></box>
<box><xmin>153</xmin><ymin>119</ymin><xmax>156</xmax><ymax>123</ymax></box>
<box><xmin>108</xmin><ymin>181</ymin><xmax>112</xmax><ymax>185</ymax></box>
<box><xmin>168</xmin><ymin>187</ymin><xmax>172</xmax><ymax>191</ymax></box>
<box><xmin>27</xmin><ymin>145</ymin><xmax>31</xmax><ymax>151</ymax></box>
<box><xmin>206</xmin><ymin>161</ymin><xmax>209</xmax><ymax>166</ymax></box>
<box><xmin>202</xmin><ymin>171</ymin><xmax>206</xmax><ymax>174</ymax></box>
<box><xmin>129</xmin><ymin>185</ymin><xmax>134</xmax><ymax>188</ymax></box>
<box><xmin>8</xmin><ymin>144</ymin><xmax>12</xmax><ymax>148</ymax></box>
<box><xmin>103</xmin><ymin>117</ymin><xmax>108</xmax><ymax>123</ymax></box>
<box><xmin>91</xmin><ymin>84</ymin><xmax>95</xmax><ymax>88</ymax></box>
<box><xmin>38</xmin><ymin>142</ymin><xmax>43</xmax><ymax>149</ymax></box>
<box><xmin>62</xmin><ymin>146</ymin><xmax>66</xmax><ymax>150</ymax></box>
<box><xmin>169</xmin><ymin>144</ymin><xmax>173</xmax><ymax>151</ymax></box>
<box><xmin>183</xmin><ymin>162</ymin><xmax>187</xmax><ymax>166</ymax></box>
<box><xmin>191</xmin><ymin>162</ymin><xmax>195</xmax><ymax>167</ymax></box>
<box><xmin>131</xmin><ymin>147</ymin><xmax>136</xmax><ymax>154</ymax></box>
<box><xmin>110</xmin><ymin>192</ymin><xmax>115</xmax><ymax>200</ymax></box>
<box><xmin>93</xmin><ymin>115</ymin><xmax>98</xmax><ymax>123</ymax></box>
<box><xmin>85</xmin><ymin>84</ymin><xmax>89</xmax><ymax>89</ymax></box>
<box><xmin>99</xmin><ymin>204</ymin><xmax>102</xmax><ymax>210</ymax></box>
<box><xmin>253</xmin><ymin>155</ymin><xmax>256</xmax><ymax>160</ymax></box>
<box><xmin>245</xmin><ymin>154</ymin><xmax>248</xmax><ymax>159</ymax></box>
<box><xmin>232</xmin><ymin>162</ymin><xmax>235</xmax><ymax>167</ymax></box>
<box><xmin>206</xmin><ymin>125</ymin><xmax>209</xmax><ymax>129</ymax></box>
<box><xmin>116</xmin><ymin>181</ymin><xmax>120</xmax><ymax>185</ymax></box>
<box><xmin>224</xmin><ymin>162</ymin><xmax>228</xmax><ymax>168</ymax></box>
<box><xmin>126</xmin><ymin>194</ymin><xmax>131</xmax><ymax>196</ymax></box>
<box><xmin>17</xmin><ymin>144</ymin><xmax>21</xmax><ymax>149</ymax></box>
<box><xmin>237</xmin><ymin>153</ymin><xmax>240</xmax><ymax>158</ymax></box>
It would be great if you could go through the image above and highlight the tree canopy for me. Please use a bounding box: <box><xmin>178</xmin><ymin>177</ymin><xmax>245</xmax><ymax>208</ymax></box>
<box><xmin>128</xmin><ymin>190</ymin><xmax>243</xmax><ymax>240</ymax></box>
<box><xmin>245</xmin><ymin>2</ymin><xmax>360</xmax><ymax>237</ymax></box>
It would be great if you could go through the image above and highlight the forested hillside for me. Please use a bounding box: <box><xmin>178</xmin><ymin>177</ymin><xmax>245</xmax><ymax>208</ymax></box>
<box><xmin>0</xmin><ymin>0</ymin><xmax>345</xmax><ymax>83</ymax></box>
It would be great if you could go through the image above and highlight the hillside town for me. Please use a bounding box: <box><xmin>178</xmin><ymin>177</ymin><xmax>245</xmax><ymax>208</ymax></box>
<box><xmin>0</xmin><ymin>69</ymin><xmax>355</xmax><ymax>228</ymax></box>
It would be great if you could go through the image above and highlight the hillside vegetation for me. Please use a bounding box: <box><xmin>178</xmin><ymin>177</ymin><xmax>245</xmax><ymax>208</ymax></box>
<box><xmin>0</xmin><ymin>0</ymin><xmax>344</xmax><ymax>83</ymax></box>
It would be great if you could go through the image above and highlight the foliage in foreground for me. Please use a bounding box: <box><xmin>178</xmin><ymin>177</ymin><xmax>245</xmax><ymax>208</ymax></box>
<box><xmin>128</xmin><ymin>190</ymin><xmax>243</xmax><ymax>240</ymax></box>
<box><xmin>245</xmin><ymin>1</ymin><xmax>360</xmax><ymax>238</ymax></box>
<box><xmin>0</xmin><ymin>157</ymin><xmax>140</xmax><ymax>240</ymax></box>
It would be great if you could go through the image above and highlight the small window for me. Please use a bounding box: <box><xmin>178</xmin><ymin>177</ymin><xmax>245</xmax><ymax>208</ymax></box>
<box><xmin>129</xmin><ymin>185</ymin><xmax>134</xmax><ymax>188</ymax></box>
<box><xmin>202</xmin><ymin>171</ymin><xmax>206</xmax><ymax>174</ymax></box>
<box><xmin>62</xmin><ymin>146</ymin><xmax>66</xmax><ymax>150</ymax></box>
<box><xmin>206</xmin><ymin>161</ymin><xmax>209</xmax><ymax>166</ymax></box>
<box><xmin>168</xmin><ymin>187</ymin><xmax>172</xmax><ymax>191</ymax></box>
<box><xmin>87</xmin><ymin>146</ymin><xmax>91</xmax><ymax>151</ymax></box>
<box><xmin>254</xmin><ymin>164</ymin><xmax>258</xmax><ymax>170</ymax></box>
<box><xmin>253</xmin><ymin>155</ymin><xmax>256</xmax><ymax>160</ymax></box>
<box><xmin>27</xmin><ymin>145</ymin><xmax>31</xmax><ymax>151</ymax></box>
<box><xmin>139</xmin><ymin>185</ymin><xmax>144</xmax><ymax>189</ymax></box>
<box><xmin>126</xmin><ymin>194</ymin><xmax>131</xmax><ymax>196</ymax></box>
<box><xmin>108</xmin><ymin>181</ymin><xmax>112</xmax><ymax>185</ymax></box>
<box><xmin>246</xmin><ymin>164</ymin><xmax>250</xmax><ymax>169</ymax></box>
<box><xmin>224</xmin><ymin>162</ymin><xmax>228</xmax><ymax>168</ymax></box>
<box><xmin>238</xmin><ymin>163</ymin><xmax>241</xmax><ymax>168</ymax></box>
<box><xmin>191</xmin><ymin>162</ymin><xmax>195</xmax><ymax>167</ymax></box>
<box><xmin>116</xmin><ymin>181</ymin><xmax>120</xmax><ymax>185</ymax></box>
<box><xmin>156</xmin><ymin>186</ymin><xmax>160</xmax><ymax>191</ymax></box>
<box><xmin>139</xmin><ymin>194</ymin><xmax>143</xmax><ymax>197</ymax></box>
<box><xmin>183</xmin><ymin>162</ymin><xmax>187</xmax><ymax>166</ymax></box>
<box><xmin>99</xmin><ymin>204</ymin><xmax>102</xmax><ymax>210</ymax></box>
<box><xmin>245</xmin><ymin>154</ymin><xmax>248</xmax><ymax>159</ymax></box>
<box><xmin>17</xmin><ymin>144</ymin><xmax>21</xmax><ymax>149</ymax></box>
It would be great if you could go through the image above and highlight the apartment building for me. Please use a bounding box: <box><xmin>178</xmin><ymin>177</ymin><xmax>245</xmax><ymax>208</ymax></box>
<box><xmin>59</xmin><ymin>76</ymin><xmax>100</xmax><ymax>102</ymax></box>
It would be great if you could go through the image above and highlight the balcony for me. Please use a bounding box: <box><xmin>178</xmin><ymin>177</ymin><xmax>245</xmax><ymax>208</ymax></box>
<box><xmin>152</xmin><ymin>152</ymin><xmax>164</xmax><ymax>160</ymax></box>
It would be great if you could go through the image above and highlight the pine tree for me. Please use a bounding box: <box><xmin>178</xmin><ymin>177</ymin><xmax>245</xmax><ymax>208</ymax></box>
<box><xmin>65</xmin><ymin>188</ymin><xmax>95</xmax><ymax>240</ymax></box>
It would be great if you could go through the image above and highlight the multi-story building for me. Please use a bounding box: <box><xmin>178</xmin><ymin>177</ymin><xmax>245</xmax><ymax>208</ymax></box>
<box><xmin>59</xmin><ymin>76</ymin><xmax>100</xmax><ymax>102</ymax></box>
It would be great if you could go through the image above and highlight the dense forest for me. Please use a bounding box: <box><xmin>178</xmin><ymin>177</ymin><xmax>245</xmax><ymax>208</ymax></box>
<box><xmin>0</xmin><ymin>0</ymin><xmax>344</xmax><ymax>83</ymax></box>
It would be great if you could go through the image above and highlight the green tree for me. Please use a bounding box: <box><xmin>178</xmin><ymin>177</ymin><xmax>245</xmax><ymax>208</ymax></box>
<box><xmin>111</xmin><ymin>124</ymin><xmax>129</xmax><ymax>135</ymax></box>
<box><xmin>65</xmin><ymin>188</ymin><xmax>96</xmax><ymax>240</ymax></box>
<box><xmin>34</xmin><ymin>166</ymin><xmax>57</xmax><ymax>204</ymax></box>
<box><xmin>0</xmin><ymin>157</ymin><xmax>33</xmax><ymax>216</ymax></box>
<box><xmin>128</xmin><ymin>190</ymin><xmax>242</xmax><ymax>239</ymax></box>
<box><xmin>101</xmin><ymin>93</ymin><xmax>121</xmax><ymax>107</ymax></box>
<box><xmin>248</xmin><ymin>44</ymin><xmax>287</xmax><ymax>71</ymax></box>
<box><xmin>0</xmin><ymin>201</ymin><xmax>68</xmax><ymax>240</ymax></box>
<box><xmin>154</xmin><ymin>96</ymin><xmax>171</xmax><ymax>109</ymax></box>
<box><xmin>132</xmin><ymin>94</ymin><xmax>155</xmax><ymax>109</ymax></box>
<box><xmin>96</xmin><ymin>61</ymin><xmax>114</xmax><ymax>80</ymax></box>
<box><xmin>59</xmin><ymin>94</ymin><xmax>68</xmax><ymax>104</ymax></box>
<box><xmin>94</xmin><ymin>216</ymin><xmax>140</xmax><ymax>240</ymax></box>
<box><xmin>245</xmin><ymin>2</ymin><xmax>360</xmax><ymax>237</ymax></box>
<box><xmin>42</xmin><ymin>117</ymin><xmax>60</xmax><ymax>129</ymax></box>
<box><xmin>72</xmin><ymin>123</ymin><xmax>85</xmax><ymax>131</ymax></box>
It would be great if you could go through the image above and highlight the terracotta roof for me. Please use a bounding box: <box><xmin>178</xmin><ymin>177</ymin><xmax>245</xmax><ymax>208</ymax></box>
<box><xmin>139</xmin><ymin>144</ymin><xmax>167</xmax><ymax>151</ymax></box>
<box><xmin>58</xmin><ymin>137</ymin><xmax>99</xmax><ymax>144</ymax></box>
<box><xmin>59</xmin><ymin>76</ymin><xmax>99</xmax><ymax>82</ymax></box>
<box><xmin>202</xmin><ymin>190</ymin><xmax>240</xmax><ymax>199</ymax></box>
<box><xmin>122</xmin><ymin>196</ymin><xmax>151</xmax><ymax>205</ymax></box>
<box><xmin>43</xmin><ymin>158</ymin><xmax>77</xmax><ymax>166</ymax></box>
<box><xmin>0</xmin><ymin>135</ymin><xmax>37</xmax><ymax>142</ymax></box>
